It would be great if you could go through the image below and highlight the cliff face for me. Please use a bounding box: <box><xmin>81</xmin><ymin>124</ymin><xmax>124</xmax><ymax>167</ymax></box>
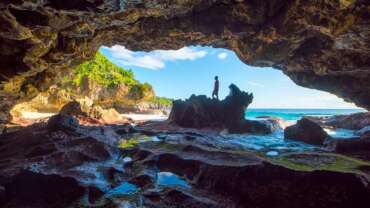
<box><xmin>0</xmin><ymin>0</ymin><xmax>369</xmax><ymax>131</ymax></box>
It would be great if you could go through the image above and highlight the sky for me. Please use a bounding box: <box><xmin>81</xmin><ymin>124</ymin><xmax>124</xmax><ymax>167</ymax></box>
<box><xmin>100</xmin><ymin>45</ymin><xmax>362</xmax><ymax>109</ymax></box>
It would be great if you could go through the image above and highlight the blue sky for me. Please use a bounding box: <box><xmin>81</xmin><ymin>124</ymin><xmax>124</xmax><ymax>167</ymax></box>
<box><xmin>100</xmin><ymin>45</ymin><xmax>361</xmax><ymax>109</ymax></box>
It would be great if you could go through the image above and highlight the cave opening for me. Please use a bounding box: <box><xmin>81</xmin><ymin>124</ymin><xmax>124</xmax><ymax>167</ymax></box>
<box><xmin>2</xmin><ymin>1</ymin><xmax>370</xmax><ymax>206</ymax></box>
<box><xmin>9</xmin><ymin>44</ymin><xmax>364</xmax><ymax>128</ymax></box>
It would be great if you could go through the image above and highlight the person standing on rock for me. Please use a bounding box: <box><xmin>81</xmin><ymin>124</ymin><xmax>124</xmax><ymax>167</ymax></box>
<box><xmin>212</xmin><ymin>76</ymin><xmax>219</xmax><ymax>100</ymax></box>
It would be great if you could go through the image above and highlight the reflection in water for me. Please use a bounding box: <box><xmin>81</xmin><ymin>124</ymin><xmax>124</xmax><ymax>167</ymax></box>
<box><xmin>157</xmin><ymin>172</ymin><xmax>191</xmax><ymax>189</ymax></box>
<box><xmin>106</xmin><ymin>182</ymin><xmax>139</xmax><ymax>197</ymax></box>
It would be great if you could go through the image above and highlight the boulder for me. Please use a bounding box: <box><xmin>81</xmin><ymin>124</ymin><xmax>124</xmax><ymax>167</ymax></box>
<box><xmin>284</xmin><ymin>118</ymin><xmax>330</xmax><ymax>145</ymax></box>
<box><xmin>88</xmin><ymin>105</ymin><xmax>123</xmax><ymax>124</ymax></box>
<box><xmin>2</xmin><ymin>170</ymin><xmax>85</xmax><ymax>208</ymax></box>
<box><xmin>169</xmin><ymin>84</ymin><xmax>272</xmax><ymax>134</ymax></box>
<box><xmin>59</xmin><ymin>101</ymin><xmax>86</xmax><ymax>116</ymax></box>
<box><xmin>324</xmin><ymin>112</ymin><xmax>370</xmax><ymax>130</ymax></box>
<box><xmin>47</xmin><ymin>114</ymin><xmax>79</xmax><ymax>131</ymax></box>
<box><xmin>328</xmin><ymin>133</ymin><xmax>370</xmax><ymax>160</ymax></box>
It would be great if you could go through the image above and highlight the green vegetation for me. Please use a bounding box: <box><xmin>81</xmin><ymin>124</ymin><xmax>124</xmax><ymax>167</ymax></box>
<box><xmin>60</xmin><ymin>51</ymin><xmax>173</xmax><ymax>105</ymax></box>
<box><xmin>128</xmin><ymin>83</ymin><xmax>153</xmax><ymax>100</ymax></box>
<box><xmin>149</xmin><ymin>96</ymin><xmax>173</xmax><ymax>106</ymax></box>
<box><xmin>118</xmin><ymin>135</ymin><xmax>152</xmax><ymax>149</ymax></box>
<box><xmin>73</xmin><ymin>52</ymin><xmax>137</xmax><ymax>88</ymax></box>
<box><xmin>269</xmin><ymin>152</ymin><xmax>370</xmax><ymax>174</ymax></box>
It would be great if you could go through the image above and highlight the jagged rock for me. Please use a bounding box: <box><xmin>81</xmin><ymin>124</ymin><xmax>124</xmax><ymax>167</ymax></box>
<box><xmin>169</xmin><ymin>84</ymin><xmax>271</xmax><ymax>134</ymax></box>
<box><xmin>355</xmin><ymin>126</ymin><xmax>370</xmax><ymax>136</ymax></box>
<box><xmin>129</xmin><ymin>174</ymin><xmax>154</xmax><ymax>188</ymax></box>
<box><xmin>325</xmin><ymin>112</ymin><xmax>370</xmax><ymax>130</ymax></box>
<box><xmin>88</xmin><ymin>186</ymin><xmax>104</xmax><ymax>204</ymax></box>
<box><xmin>46</xmin><ymin>113</ymin><xmax>79</xmax><ymax>131</ymax></box>
<box><xmin>2</xmin><ymin>170</ymin><xmax>85</xmax><ymax>208</ymax></box>
<box><xmin>1</xmin><ymin>0</ymin><xmax>370</xmax><ymax>131</ymax></box>
<box><xmin>328</xmin><ymin>133</ymin><xmax>370</xmax><ymax>160</ymax></box>
<box><xmin>284</xmin><ymin>118</ymin><xmax>330</xmax><ymax>145</ymax></box>
<box><xmin>143</xmin><ymin>188</ymin><xmax>217</xmax><ymax>208</ymax></box>
<box><xmin>124</xmin><ymin>142</ymin><xmax>370</xmax><ymax>208</ymax></box>
<box><xmin>0</xmin><ymin>117</ymin><xmax>111</xmax><ymax>177</ymax></box>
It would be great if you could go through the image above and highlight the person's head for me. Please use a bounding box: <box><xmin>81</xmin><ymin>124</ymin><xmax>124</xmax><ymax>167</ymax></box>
<box><xmin>214</xmin><ymin>76</ymin><xmax>218</xmax><ymax>80</ymax></box>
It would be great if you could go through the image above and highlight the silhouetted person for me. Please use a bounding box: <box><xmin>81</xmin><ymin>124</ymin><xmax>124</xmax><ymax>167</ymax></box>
<box><xmin>212</xmin><ymin>76</ymin><xmax>219</xmax><ymax>99</ymax></box>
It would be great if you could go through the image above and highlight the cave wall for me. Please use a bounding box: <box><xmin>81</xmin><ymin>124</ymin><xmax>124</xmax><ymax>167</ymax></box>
<box><xmin>0</xmin><ymin>0</ymin><xmax>369</xmax><ymax>132</ymax></box>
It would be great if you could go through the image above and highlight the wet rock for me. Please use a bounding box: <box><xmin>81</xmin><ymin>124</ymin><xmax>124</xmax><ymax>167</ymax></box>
<box><xmin>114</xmin><ymin>124</ymin><xmax>137</xmax><ymax>135</ymax></box>
<box><xmin>2</xmin><ymin>170</ymin><xmax>85</xmax><ymax>208</ymax></box>
<box><xmin>1</xmin><ymin>0</ymin><xmax>370</xmax><ymax>132</ymax></box>
<box><xmin>129</xmin><ymin>174</ymin><xmax>154</xmax><ymax>188</ymax></box>
<box><xmin>143</xmin><ymin>188</ymin><xmax>217</xmax><ymax>208</ymax></box>
<box><xmin>355</xmin><ymin>126</ymin><xmax>370</xmax><ymax>136</ymax></box>
<box><xmin>284</xmin><ymin>118</ymin><xmax>330</xmax><ymax>145</ymax></box>
<box><xmin>329</xmin><ymin>135</ymin><xmax>370</xmax><ymax>160</ymax></box>
<box><xmin>0</xmin><ymin>115</ymin><xmax>111</xmax><ymax>177</ymax></box>
<box><xmin>169</xmin><ymin>84</ymin><xmax>271</xmax><ymax>134</ymax></box>
<box><xmin>88</xmin><ymin>186</ymin><xmax>104</xmax><ymax>204</ymax></box>
<box><xmin>125</xmin><ymin>142</ymin><xmax>370</xmax><ymax>208</ymax></box>
<box><xmin>100</xmin><ymin>167</ymin><xmax>125</xmax><ymax>185</ymax></box>
<box><xmin>46</xmin><ymin>113</ymin><xmax>79</xmax><ymax>131</ymax></box>
<box><xmin>324</xmin><ymin>112</ymin><xmax>370</xmax><ymax>130</ymax></box>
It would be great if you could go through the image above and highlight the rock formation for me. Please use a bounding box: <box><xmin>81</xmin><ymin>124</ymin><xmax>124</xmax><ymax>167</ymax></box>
<box><xmin>169</xmin><ymin>84</ymin><xmax>273</xmax><ymax>134</ymax></box>
<box><xmin>1</xmin><ymin>111</ymin><xmax>370</xmax><ymax>207</ymax></box>
<box><xmin>284</xmin><ymin>118</ymin><xmax>330</xmax><ymax>145</ymax></box>
<box><xmin>121</xmin><ymin>141</ymin><xmax>370</xmax><ymax>208</ymax></box>
<box><xmin>0</xmin><ymin>0</ymin><xmax>369</xmax><ymax>132</ymax></box>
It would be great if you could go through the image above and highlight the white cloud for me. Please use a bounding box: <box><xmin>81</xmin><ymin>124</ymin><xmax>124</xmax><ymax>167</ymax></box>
<box><xmin>217</xmin><ymin>52</ymin><xmax>228</xmax><ymax>60</ymax></box>
<box><xmin>101</xmin><ymin>45</ymin><xmax>207</xmax><ymax>70</ymax></box>
<box><xmin>247</xmin><ymin>81</ymin><xmax>264</xmax><ymax>87</ymax></box>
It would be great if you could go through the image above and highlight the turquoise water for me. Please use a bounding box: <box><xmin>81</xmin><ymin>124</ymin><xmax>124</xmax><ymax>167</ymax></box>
<box><xmin>246</xmin><ymin>108</ymin><xmax>366</xmax><ymax>121</ymax></box>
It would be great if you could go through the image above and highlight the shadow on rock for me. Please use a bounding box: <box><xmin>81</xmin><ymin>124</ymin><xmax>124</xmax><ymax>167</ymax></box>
<box><xmin>169</xmin><ymin>84</ymin><xmax>274</xmax><ymax>134</ymax></box>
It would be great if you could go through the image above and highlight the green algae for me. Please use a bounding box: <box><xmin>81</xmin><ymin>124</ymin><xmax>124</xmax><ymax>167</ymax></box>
<box><xmin>268</xmin><ymin>152</ymin><xmax>370</xmax><ymax>175</ymax></box>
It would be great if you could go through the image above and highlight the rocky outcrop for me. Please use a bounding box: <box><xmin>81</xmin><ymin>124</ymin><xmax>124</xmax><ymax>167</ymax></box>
<box><xmin>122</xmin><ymin>142</ymin><xmax>370</xmax><ymax>208</ymax></box>
<box><xmin>2</xmin><ymin>170</ymin><xmax>85</xmax><ymax>208</ymax></box>
<box><xmin>0</xmin><ymin>114</ymin><xmax>112</xmax><ymax>177</ymax></box>
<box><xmin>169</xmin><ymin>84</ymin><xmax>273</xmax><ymax>134</ymax></box>
<box><xmin>0</xmin><ymin>0</ymin><xmax>370</xmax><ymax>131</ymax></box>
<box><xmin>284</xmin><ymin>118</ymin><xmax>330</xmax><ymax>145</ymax></box>
<box><xmin>327</xmin><ymin>132</ymin><xmax>370</xmax><ymax>160</ymax></box>
<box><xmin>324</xmin><ymin>112</ymin><xmax>370</xmax><ymax>130</ymax></box>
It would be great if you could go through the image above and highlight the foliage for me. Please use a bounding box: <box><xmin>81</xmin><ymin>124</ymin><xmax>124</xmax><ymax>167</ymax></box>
<box><xmin>149</xmin><ymin>96</ymin><xmax>173</xmax><ymax>106</ymax></box>
<box><xmin>70</xmin><ymin>51</ymin><xmax>169</xmax><ymax>103</ymax></box>
<box><xmin>128</xmin><ymin>83</ymin><xmax>153</xmax><ymax>100</ymax></box>
<box><xmin>73</xmin><ymin>52</ymin><xmax>137</xmax><ymax>88</ymax></box>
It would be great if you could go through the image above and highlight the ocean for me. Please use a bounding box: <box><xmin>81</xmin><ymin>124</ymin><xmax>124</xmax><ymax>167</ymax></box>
<box><xmin>246</xmin><ymin>108</ymin><xmax>366</xmax><ymax>121</ymax></box>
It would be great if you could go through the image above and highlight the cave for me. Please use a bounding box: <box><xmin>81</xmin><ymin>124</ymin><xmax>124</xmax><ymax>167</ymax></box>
<box><xmin>0</xmin><ymin>0</ymin><xmax>370</xmax><ymax>207</ymax></box>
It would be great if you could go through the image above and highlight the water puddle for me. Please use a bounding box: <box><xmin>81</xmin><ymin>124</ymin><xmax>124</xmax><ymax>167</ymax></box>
<box><xmin>156</xmin><ymin>172</ymin><xmax>191</xmax><ymax>189</ymax></box>
<box><xmin>224</xmin><ymin>130</ymin><xmax>317</xmax><ymax>154</ymax></box>
<box><xmin>106</xmin><ymin>182</ymin><xmax>139</xmax><ymax>197</ymax></box>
